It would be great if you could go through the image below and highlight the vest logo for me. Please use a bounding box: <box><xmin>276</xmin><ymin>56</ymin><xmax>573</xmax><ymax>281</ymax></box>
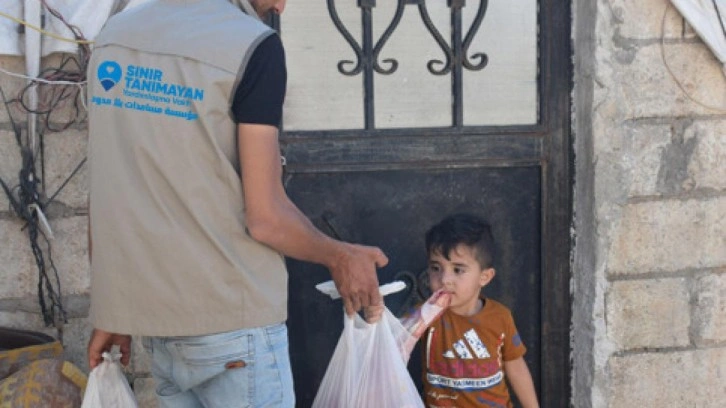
<box><xmin>91</xmin><ymin>61</ymin><xmax>203</xmax><ymax>121</ymax></box>
<box><xmin>97</xmin><ymin>61</ymin><xmax>122</xmax><ymax>91</ymax></box>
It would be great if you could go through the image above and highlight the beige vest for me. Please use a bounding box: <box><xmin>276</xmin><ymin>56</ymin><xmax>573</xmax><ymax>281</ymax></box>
<box><xmin>87</xmin><ymin>0</ymin><xmax>288</xmax><ymax>336</ymax></box>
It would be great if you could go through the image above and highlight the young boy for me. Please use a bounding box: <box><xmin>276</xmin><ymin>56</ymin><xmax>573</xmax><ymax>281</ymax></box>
<box><xmin>421</xmin><ymin>213</ymin><xmax>539</xmax><ymax>408</ymax></box>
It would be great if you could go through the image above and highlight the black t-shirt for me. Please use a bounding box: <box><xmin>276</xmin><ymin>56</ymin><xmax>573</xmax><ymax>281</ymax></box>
<box><xmin>231</xmin><ymin>34</ymin><xmax>287</xmax><ymax>128</ymax></box>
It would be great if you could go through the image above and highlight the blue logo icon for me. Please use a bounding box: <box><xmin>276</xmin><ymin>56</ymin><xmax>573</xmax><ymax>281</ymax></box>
<box><xmin>97</xmin><ymin>61</ymin><xmax>122</xmax><ymax>91</ymax></box>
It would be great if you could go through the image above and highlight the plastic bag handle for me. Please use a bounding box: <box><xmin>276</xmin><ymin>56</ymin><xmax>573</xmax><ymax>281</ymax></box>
<box><xmin>315</xmin><ymin>280</ymin><xmax>406</xmax><ymax>300</ymax></box>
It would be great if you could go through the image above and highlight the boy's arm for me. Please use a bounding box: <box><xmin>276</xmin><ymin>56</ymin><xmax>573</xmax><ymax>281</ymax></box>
<box><xmin>504</xmin><ymin>357</ymin><xmax>539</xmax><ymax>408</ymax></box>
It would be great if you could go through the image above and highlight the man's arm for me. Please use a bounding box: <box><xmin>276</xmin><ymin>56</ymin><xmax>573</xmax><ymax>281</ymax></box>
<box><xmin>238</xmin><ymin>123</ymin><xmax>388</xmax><ymax>315</ymax></box>
<box><xmin>504</xmin><ymin>357</ymin><xmax>539</xmax><ymax>408</ymax></box>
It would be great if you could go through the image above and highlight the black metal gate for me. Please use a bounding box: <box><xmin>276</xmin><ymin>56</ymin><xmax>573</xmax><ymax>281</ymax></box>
<box><xmin>278</xmin><ymin>1</ymin><xmax>571</xmax><ymax>406</ymax></box>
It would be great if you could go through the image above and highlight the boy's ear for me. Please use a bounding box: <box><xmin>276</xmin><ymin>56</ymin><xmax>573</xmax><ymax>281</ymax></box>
<box><xmin>480</xmin><ymin>267</ymin><xmax>496</xmax><ymax>287</ymax></box>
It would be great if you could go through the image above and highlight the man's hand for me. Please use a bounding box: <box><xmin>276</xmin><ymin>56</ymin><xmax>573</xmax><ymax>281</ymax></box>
<box><xmin>87</xmin><ymin>328</ymin><xmax>132</xmax><ymax>369</ymax></box>
<box><xmin>328</xmin><ymin>243</ymin><xmax>388</xmax><ymax>316</ymax></box>
<box><xmin>363</xmin><ymin>303</ymin><xmax>385</xmax><ymax>323</ymax></box>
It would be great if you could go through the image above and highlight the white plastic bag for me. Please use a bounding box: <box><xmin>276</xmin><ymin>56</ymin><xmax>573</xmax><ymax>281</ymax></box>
<box><xmin>312</xmin><ymin>308</ymin><xmax>424</xmax><ymax>408</ymax></box>
<box><xmin>81</xmin><ymin>352</ymin><xmax>139</xmax><ymax>408</ymax></box>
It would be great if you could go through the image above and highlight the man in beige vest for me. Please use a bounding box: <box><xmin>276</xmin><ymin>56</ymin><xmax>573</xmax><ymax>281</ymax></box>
<box><xmin>85</xmin><ymin>0</ymin><xmax>387</xmax><ymax>406</ymax></box>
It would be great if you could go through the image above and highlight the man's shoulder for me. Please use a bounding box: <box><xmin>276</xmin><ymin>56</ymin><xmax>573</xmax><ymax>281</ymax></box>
<box><xmin>98</xmin><ymin>0</ymin><xmax>269</xmax><ymax>44</ymax></box>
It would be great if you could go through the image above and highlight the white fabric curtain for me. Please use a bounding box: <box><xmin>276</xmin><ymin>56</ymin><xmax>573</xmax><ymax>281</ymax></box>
<box><xmin>42</xmin><ymin>0</ymin><xmax>118</xmax><ymax>55</ymax></box>
<box><xmin>0</xmin><ymin>0</ymin><xmax>256</xmax><ymax>56</ymax></box>
<box><xmin>0</xmin><ymin>0</ymin><xmax>23</xmax><ymax>55</ymax></box>
<box><xmin>671</xmin><ymin>0</ymin><xmax>726</xmax><ymax>76</ymax></box>
<box><xmin>0</xmin><ymin>0</ymin><xmax>123</xmax><ymax>56</ymax></box>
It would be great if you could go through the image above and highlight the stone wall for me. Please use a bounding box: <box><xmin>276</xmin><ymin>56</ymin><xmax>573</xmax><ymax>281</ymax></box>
<box><xmin>573</xmin><ymin>0</ymin><xmax>726</xmax><ymax>407</ymax></box>
<box><xmin>0</xmin><ymin>53</ymin><xmax>95</xmax><ymax>374</ymax></box>
<box><xmin>1</xmin><ymin>0</ymin><xmax>725</xmax><ymax>406</ymax></box>
<box><xmin>0</xmin><ymin>51</ymin><xmax>156</xmax><ymax>402</ymax></box>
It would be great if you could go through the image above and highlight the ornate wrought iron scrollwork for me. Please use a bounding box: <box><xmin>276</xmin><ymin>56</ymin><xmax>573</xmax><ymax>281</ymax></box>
<box><xmin>461</xmin><ymin>0</ymin><xmax>489</xmax><ymax>71</ymax></box>
<box><xmin>418</xmin><ymin>2</ymin><xmax>454</xmax><ymax>75</ymax></box>
<box><xmin>371</xmin><ymin>1</ymin><xmax>405</xmax><ymax>74</ymax></box>
<box><xmin>327</xmin><ymin>0</ymin><xmax>364</xmax><ymax>76</ymax></box>
<box><xmin>418</xmin><ymin>0</ymin><xmax>490</xmax><ymax>75</ymax></box>
<box><xmin>327</xmin><ymin>0</ymin><xmax>404</xmax><ymax>76</ymax></box>
<box><xmin>325</xmin><ymin>0</ymin><xmax>490</xmax><ymax>128</ymax></box>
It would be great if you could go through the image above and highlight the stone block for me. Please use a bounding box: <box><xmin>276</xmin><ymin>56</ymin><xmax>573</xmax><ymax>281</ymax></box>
<box><xmin>134</xmin><ymin>377</ymin><xmax>159</xmax><ymax>408</ymax></box>
<box><xmin>607</xmin><ymin>279</ymin><xmax>689</xmax><ymax>349</ymax></box>
<box><xmin>609</xmin><ymin>348</ymin><xmax>726</xmax><ymax>407</ymax></box>
<box><xmin>683</xmin><ymin>120</ymin><xmax>726</xmax><ymax>191</ymax></box>
<box><xmin>0</xmin><ymin>56</ymin><xmax>29</xmax><ymax>125</ymax></box>
<box><xmin>46</xmin><ymin>216</ymin><xmax>90</xmax><ymax>295</ymax></box>
<box><xmin>0</xmin><ymin>309</ymin><xmax>45</xmax><ymax>328</ymax></box>
<box><xmin>0</xmin><ymin>293</ymin><xmax>87</xmax><ymax>319</ymax></box>
<box><xmin>0</xmin><ymin>219</ymin><xmax>35</xmax><ymax>298</ymax></box>
<box><xmin>613</xmin><ymin>43</ymin><xmax>726</xmax><ymax>119</ymax></box>
<box><xmin>693</xmin><ymin>273</ymin><xmax>726</xmax><ymax>345</ymax></box>
<box><xmin>0</xmin><ymin>129</ymin><xmax>22</xmax><ymax>212</ymax></box>
<box><xmin>0</xmin><ymin>216</ymin><xmax>88</xmax><ymax>308</ymax></box>
<box><xmin>622</xmin><ymin>123</ymin><xmax>672</xmax><ymax>197</ymax></box>
<box><xmin>43</xmin><ymin>128</ymin><xmax>88</xmax><ymax>209</ymax></box>
<box><xmin>609</xmin><ymin>0</ymin><xmax>684</xmax><ymax>40</ymax></box>
<box><xmin>608</xmin><ymin>197</ymin><xmax>726</xmax><ymax>274</ymax></box>
<box><xmin>59</xmin><ymin>316</ymin><xmax>93</xmax><ymax>374</ymax></box>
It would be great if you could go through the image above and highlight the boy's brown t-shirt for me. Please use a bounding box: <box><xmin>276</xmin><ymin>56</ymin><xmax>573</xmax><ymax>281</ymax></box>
<box><xmin>421</xmin><ymin>298</ymin><xmax>526</xmax><ymax>408</ymax></box>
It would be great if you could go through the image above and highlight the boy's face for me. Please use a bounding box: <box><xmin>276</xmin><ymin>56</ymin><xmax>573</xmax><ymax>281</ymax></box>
<box><xmin>427</xmin><ymin>244</ymin><xmax>495</xmax><ymax>316</ymax></box>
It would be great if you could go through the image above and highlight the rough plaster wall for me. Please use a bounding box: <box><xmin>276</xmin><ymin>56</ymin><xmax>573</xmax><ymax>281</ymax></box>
<box><xmin>575</xmin><ymin>0</ymin><xmax>726</xmax><ymax>407</ymax></box>
<box><xmin>572</xmin><ymin>0</ymin><xmax>599</xmax><ymax>406</ymax></box>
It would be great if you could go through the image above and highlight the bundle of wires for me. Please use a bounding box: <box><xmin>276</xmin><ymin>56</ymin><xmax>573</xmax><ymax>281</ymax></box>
<box><xmin>0</xmin><ymin>87</ymin><xmax>68</xmax><ymax>332</ymax></box>
<box><xmin>14</xmin><ymin>0</ymin><xmax>92</xmax><ymax>132</ymax></box>
<box><xmin>0</xmin><ymin>1</ymin><xmax>95</xmax><ymax>336</ymax></box>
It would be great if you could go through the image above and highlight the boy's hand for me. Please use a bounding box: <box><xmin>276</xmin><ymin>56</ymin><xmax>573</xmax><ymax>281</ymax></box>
<box><xmin>87</xmin><ymin>328</ymin><xmax>132</xmax><ymax>369</ymax></box>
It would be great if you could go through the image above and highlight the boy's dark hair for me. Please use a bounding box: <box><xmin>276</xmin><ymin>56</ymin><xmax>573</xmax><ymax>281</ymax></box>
<box><xmin>425</xmin><ymin>213</ymin><xmax>495</xmax><ymax>268</ymax></box>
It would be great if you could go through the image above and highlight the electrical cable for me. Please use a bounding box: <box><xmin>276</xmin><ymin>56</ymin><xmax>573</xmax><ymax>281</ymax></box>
<box><xmin>0</xmin><ymin>66</ymin><xmax>87</xmax><ymax>86</ymax></box>
<box><xmin>1</xmin><ymin>65</ymin><xmax>88</xmax><ymax>134</ymax></box>
<box><xmin>1</xmin><ymin>84</ymin><xmax>68</xmax><ymax>334</ymax></box>
<box><xmin>45</xmin><ymin>157</ymin><xmax>86</xmax><ymax>206</ymax></box>
<box><xmin>0</xmin><ymin>10</ymin><xmax>93</xmax><ymax>45</ymax></box>
<box><xmin>0</xmin><ymin>4</ymin><xmax>90</xmax><ymax>133</ymax></box>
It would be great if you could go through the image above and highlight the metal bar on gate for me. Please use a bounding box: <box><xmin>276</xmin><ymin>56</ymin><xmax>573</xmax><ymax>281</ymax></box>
<box><xmin>450</xmin><ymin>0</ymin><xmax>464</xmax><ymax>128</ymax></box>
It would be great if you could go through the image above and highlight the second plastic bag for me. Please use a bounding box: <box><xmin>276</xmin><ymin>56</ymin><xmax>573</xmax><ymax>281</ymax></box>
<box><xmin>81</xmin><ymin>352</ymin><xmax>138</xmax><ymax>408</ymax></box>
<box><xmin>312</xmin><ymin>308</ymin><xmax>424</xmax><ymax>408</ymax></box>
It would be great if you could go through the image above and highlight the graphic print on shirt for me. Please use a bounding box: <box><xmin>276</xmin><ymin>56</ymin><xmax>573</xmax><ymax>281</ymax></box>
<box><xmin>427</xmin><ymin>328</ymin><xmax>505</xmax><ymax>391</ymax></box>
<box><xmin>92</xmin><ymin>60</ymin><xmax>204</xmax><ymax>121</ymax></box>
